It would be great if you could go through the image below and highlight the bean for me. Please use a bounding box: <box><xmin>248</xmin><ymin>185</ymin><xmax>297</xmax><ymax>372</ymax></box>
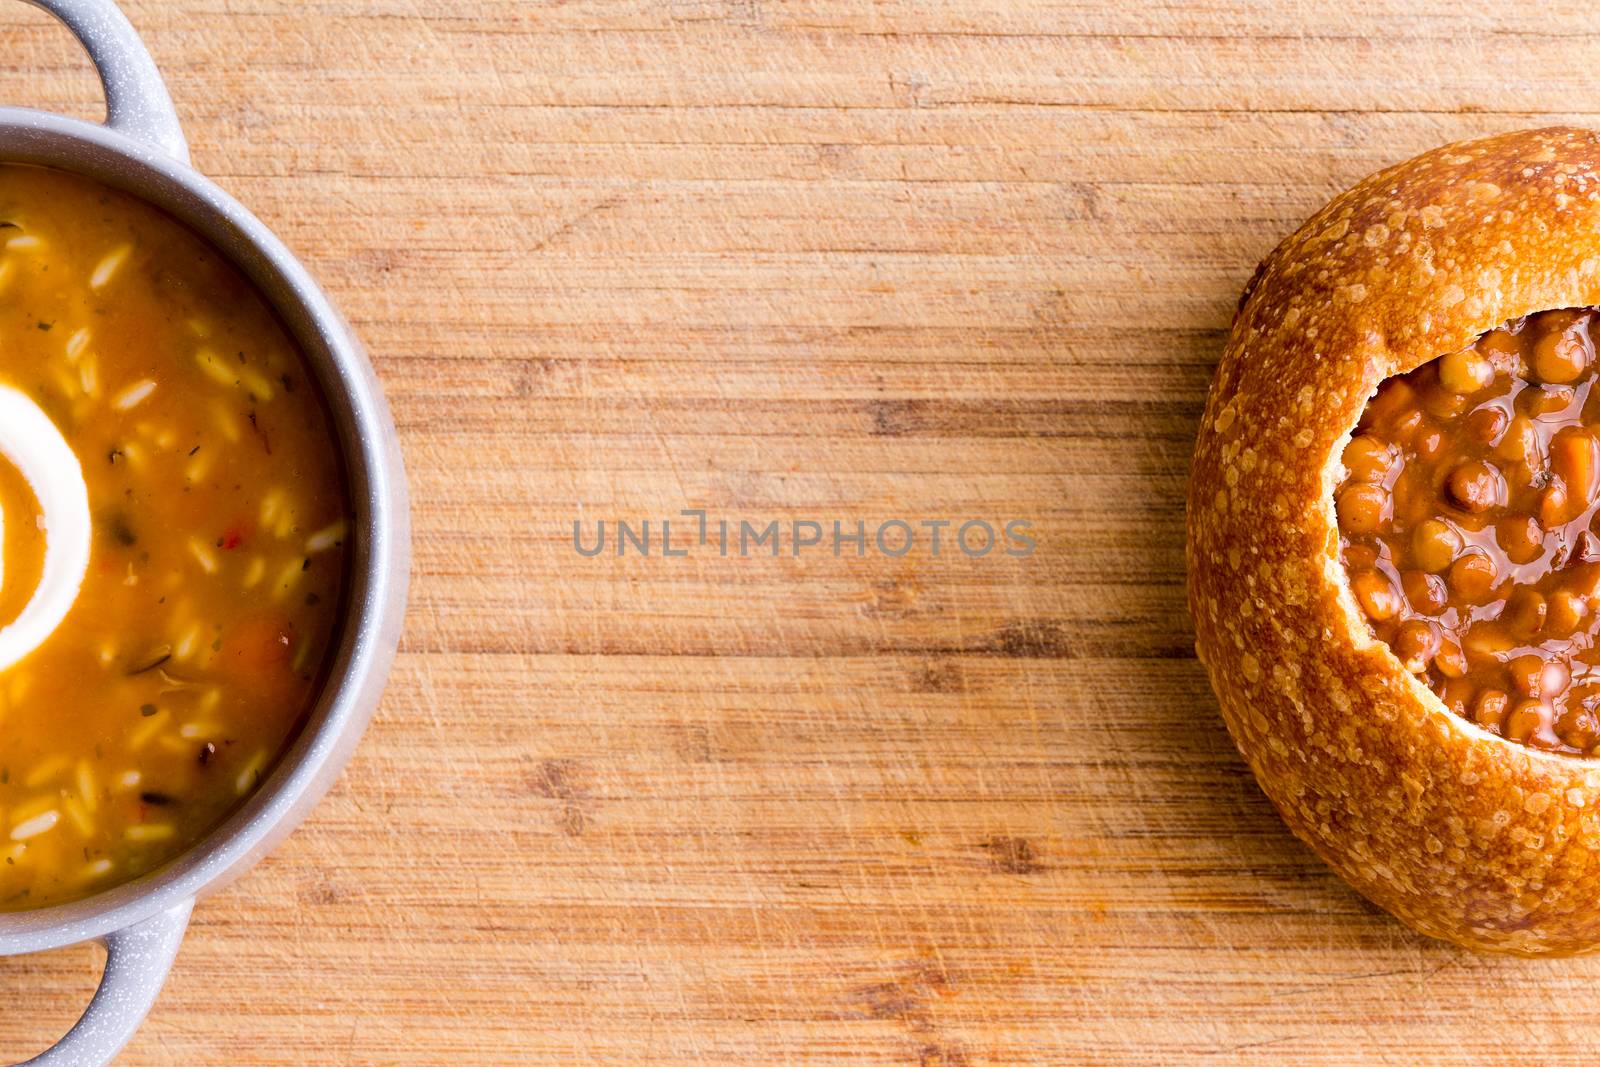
<box><xmin>1557</xmin><ymin>707</ymin><xmax>1599</xmax><ymax>750</ymax></box>
<box><xmin>1506</xmin><ymin>654</ymin><xmax>1571</xmax><ymax>701</ymax></box>
<box><xmin>1336</xmin><ymin>483</ymin><xmax>1389</xmax><ymax>534</ymax></box>
<box><xmin>1494</xmin><ymin>514</ymin><xmax>1545</xmax><ymax>565</ymax></box>
<box><xmin>1540</xmin><ymin>481</ymin><xmax>1570</xmax><ymax>528</ymax></box>
<box><xmin>1436</xmin><ymin>678</ymin><xmax>1476</xmax><ymax>718</ymax></box>
<box><xmin>1505</xmin><ymin>699</ymin><xmax>1553</xmax><ymax>743</ymax></box>
<box><xmin>1472</xmin><ymin>688</ymin><xmax>1509</xmax><ymax>729</ymax></box>
<box><xmin>1394</xmin><ymin>620</ymin><xmax>1440</xmax><ymax>671</ymax></box>
<box><xmin>1494</xmin><ymin>414</ymin><xmax>1541</xmax><ymax>475</ymax></box>
<box><xmin>1410</xmin><ymin>519</ymin><xmax>1461</xmax><ymax>573</ymax></box>
<box><xmin>1351</xmin><ymin>569</ymin><xmax>1402</xmax><ymax>620</ymax></box>
<box><xmin>1509</xmin><ymin>654</ymin><xmax>1552</xmax><ymax>697</ymax></box>
<box><xmin>1477</xmin><ymin>329</ymin><xmax>1525</xmax><ymax>375</ymax></box>
<box><xmin>1446</xmin><ymin>460</ymin><xmax>1504</xmax><ymax>513</ymax></box>
<box><xmin>1439</xmin><ymin>348</ymin><xmax>1495</xmax><ymax>393</ymax></box>
<box><xmin>1534</xmin><ymin>322</ymin><xmax>1592</xmax><ymax>383</ymax></box>
<box><xmin>1501</xmin><ymin>587</ymin><xmax>1548</xmax><ymax>637</ymax></box>
<box><xmin>1522</xmin><ymin>384</ymin><xmax>1576</xmax><ymax>417</ymax></box>
<box><xmin>1434</xmin><ymin>639</ymin><xmax>1468</xmax><ymax>679</ymax></box>
<box><xmin>1465</xmin><ymin>405</ymin><xmax>1508</xmax><ymax>445</ymax></box>
<box><xmin>1401</xmin><ymin>569</ymin><xmax>1448</xmax><ymax>614</ymax></box>
<box><xmin>1548</xmin><ymin>590</ymin><xmax>1588</xmax><ymax>635</ymax></box>
<box><xmin>1341</xmin><ymin>434</ymin><xmax>1395</xmax><ymax>483</ymax></box>
<box><xmin>1447</xmin><ymin>551</ymin><xmax>1496</xmax><ymax>602</ymax></box>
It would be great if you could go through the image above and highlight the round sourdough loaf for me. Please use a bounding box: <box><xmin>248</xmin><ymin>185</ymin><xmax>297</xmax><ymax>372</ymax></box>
<box><xmin>1188</xmin><ymin>126</ymin><xmax>1600</xmax><ymax>956</ymax></box>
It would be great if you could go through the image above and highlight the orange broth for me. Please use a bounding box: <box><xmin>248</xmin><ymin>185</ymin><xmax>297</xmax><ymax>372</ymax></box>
<box><xmin>0</xmin><ymin>165</ymin><xmax>350</xmax><ymax>909</ymax></box>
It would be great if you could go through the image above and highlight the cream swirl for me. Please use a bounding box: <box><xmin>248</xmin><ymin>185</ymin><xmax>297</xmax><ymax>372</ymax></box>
<box><xmin>0</xmin><ymin>386</ymin><xmax>90</xmax><ymax>671</ymax></box>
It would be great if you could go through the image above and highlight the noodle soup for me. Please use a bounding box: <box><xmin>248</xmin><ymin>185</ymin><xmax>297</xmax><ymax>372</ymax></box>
<box><xmin>0</xmin><ymin>165</ymin><xmax>349</xmax><ymax>909</ymax></box>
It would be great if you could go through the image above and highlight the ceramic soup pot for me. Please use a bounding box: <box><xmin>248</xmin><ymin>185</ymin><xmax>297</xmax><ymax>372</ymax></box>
<box><xmin>0</xmin><ymin>1</ymin><xmax>408</xmax><ymax>1063</ymax></box>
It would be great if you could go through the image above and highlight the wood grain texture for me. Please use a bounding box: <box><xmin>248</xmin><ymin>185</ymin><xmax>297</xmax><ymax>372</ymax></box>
<box><xmin>2</xmin><ymin>0</ymin><xmax>1599</xmax><ymax>1063</ymax></box>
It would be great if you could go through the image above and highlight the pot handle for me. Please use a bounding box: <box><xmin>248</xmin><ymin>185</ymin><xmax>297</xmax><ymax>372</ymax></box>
<box><xmin>9</xmin><ymin>899</ymin><xmax>192</xmax><ymax>1067</ymax></box>
<box><xmin>21</xmin><ymin>0</ymin><xmax>189</xmax><ymax>162</ymax></box>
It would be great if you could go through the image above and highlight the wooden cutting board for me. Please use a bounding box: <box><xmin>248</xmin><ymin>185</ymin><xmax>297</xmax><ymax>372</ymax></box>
<box><xmin>4</xmin><ymin>1</ymin><xmax>1600</xmax><ymax>1063</ymax></box>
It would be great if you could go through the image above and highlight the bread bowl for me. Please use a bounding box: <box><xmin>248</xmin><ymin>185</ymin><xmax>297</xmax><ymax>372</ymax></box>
<box><xmin>1188</xmin><ymin>126</ymin><xmax>1600</xmax><ymax>956</ymax></box>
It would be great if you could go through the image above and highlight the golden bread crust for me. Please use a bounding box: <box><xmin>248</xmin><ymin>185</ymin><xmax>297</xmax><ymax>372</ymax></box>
<box><xmin>1188</xmin><ymin>126</ymin><xmax>1600</xmax><ymax>956</ymax></box>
